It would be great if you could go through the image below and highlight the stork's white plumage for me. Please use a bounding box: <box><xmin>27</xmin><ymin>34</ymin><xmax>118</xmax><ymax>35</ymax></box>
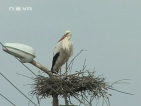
<box><xmin>51</xmin><ymin>30</ymin><xmax>73</xmax><ymax>76</ymax></box>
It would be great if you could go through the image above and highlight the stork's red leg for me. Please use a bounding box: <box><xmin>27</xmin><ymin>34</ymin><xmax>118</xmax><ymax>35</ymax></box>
<box><xmin>66</xmin><ymin>62</ymin><xmax>68</xmax><ymax>76</ymax></box>
<box><xmin>60</xmin><ymin>66</ymin><xmax>61</xmax><ymax>76</ymax></box>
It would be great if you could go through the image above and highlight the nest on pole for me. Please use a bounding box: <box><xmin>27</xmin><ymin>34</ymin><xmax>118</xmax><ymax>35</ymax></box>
<box><xmin>30</xmin><ymin>70</ymin><xmax>111</xmax><ymax>105</ymax></box>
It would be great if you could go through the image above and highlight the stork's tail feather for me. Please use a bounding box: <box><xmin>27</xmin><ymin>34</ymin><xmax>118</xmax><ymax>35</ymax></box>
<box><xmin>51</xmin><ymin>69</ymin><xmax>59</xmax><ymax>74</ymax></box>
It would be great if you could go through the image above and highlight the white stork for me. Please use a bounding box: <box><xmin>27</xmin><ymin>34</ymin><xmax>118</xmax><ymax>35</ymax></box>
<box><xmin>51</xmin><ymin>30</ymin><xmax>73</xmax><ymax>76</ymax></box>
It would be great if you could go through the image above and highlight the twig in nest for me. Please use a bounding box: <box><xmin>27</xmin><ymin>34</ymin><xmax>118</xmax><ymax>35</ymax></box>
<box><xmin>67</xmin><ymin>50</ymin><xmax>87</xmax><ymax>74</ymax></box>
<box><xmin>110</xmin><ymin>79</ymin><xmax>131</xmax><ymax>86</ymax></box>
<box><xmin>108</xmin><ymin>88</ymin><xmax>134</xmax><ymax>95</ymax></box>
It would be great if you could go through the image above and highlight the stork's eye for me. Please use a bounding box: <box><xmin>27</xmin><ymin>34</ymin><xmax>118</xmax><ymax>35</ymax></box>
<box><xmin>66</xmin><ymin>33</ymin><xmax>69</xmax><ymax>35</ymax></box>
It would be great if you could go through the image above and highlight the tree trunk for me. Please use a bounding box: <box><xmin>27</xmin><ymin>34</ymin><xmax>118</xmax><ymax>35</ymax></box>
<box><xmin>53</xmin><ymin>94</ymin><xmax>58</xmax><ymax>106</ymax></box>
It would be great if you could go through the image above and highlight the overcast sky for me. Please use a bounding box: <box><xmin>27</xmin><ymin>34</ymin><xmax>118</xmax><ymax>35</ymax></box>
<box><xmin>0</xmin><ymin>0</ymin><xmax>141</xmax><ymax>106</ymax></box>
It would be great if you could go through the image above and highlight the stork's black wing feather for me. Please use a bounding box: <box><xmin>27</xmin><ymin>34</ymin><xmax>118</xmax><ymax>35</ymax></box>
<box><xmin>51</xmin><ymin>52</ymin><xmax>60</xmax><ymax>73</ymax></box>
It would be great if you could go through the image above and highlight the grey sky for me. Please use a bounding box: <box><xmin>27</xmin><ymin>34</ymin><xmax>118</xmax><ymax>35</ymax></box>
<box><xmin>0</xmin><ymin>0</ymin><xmax>141</xmax><ymax>106</ymax></box>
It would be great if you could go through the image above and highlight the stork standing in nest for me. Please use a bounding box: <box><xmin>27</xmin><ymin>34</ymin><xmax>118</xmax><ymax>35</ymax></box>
<box><xmin>51</xmin><ymin>30</ymin><xmax>73</xmax><ymax>76</ymax></box>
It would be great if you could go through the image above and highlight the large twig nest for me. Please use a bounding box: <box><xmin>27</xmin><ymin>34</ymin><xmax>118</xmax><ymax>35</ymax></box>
<box><xmin>30</xmin><ymin>71</ymin><xmax>110</xmax><ymax>100</ymax></box>
<box><xmin>29</xmin><ymin>70</ymin><xmax>133</xmax><ymax>106</ymax></box>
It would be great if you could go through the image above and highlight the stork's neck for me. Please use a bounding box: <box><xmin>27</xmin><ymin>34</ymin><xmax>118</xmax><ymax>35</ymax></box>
<box><xmin>67</xmin><ymin>36</ymin><xmax>71</xmax><ymax>41</ymax></box>
<box><xmin>62</xmin><ymin>37</ymin><xmax>70</xmax><ymax>51</ymax></box>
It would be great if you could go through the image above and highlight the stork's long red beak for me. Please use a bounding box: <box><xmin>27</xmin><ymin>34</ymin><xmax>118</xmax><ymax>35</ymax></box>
<box><xmin>58</xmin><ymin>35</ymin><xmax>66</xmax><ymax>42</ymax></box>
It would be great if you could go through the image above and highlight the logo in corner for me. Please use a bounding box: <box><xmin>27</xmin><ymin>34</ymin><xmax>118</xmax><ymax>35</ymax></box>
<box><xmin>9</xmin><ymin>7</ymin><xmax>32</xmax><ymax>12</ymax></box>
